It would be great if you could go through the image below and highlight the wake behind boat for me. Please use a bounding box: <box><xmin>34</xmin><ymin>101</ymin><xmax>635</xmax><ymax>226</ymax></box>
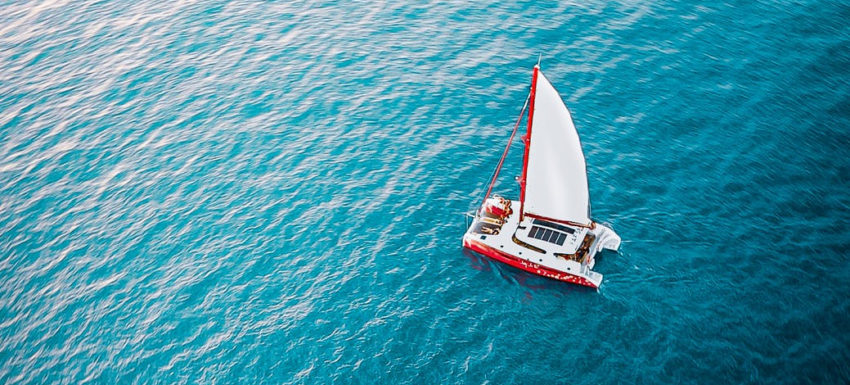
<box><xmin>462</xmin><ymin>64</ymin><xmax>620</xmax><ymax>289</ymax></box>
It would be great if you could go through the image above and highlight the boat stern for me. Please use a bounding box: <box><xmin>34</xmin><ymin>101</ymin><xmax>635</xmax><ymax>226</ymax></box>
<box><xmin>593</xmin><ymin>223</ymin><xmax>621</xmax><ymax>252</ymax></box>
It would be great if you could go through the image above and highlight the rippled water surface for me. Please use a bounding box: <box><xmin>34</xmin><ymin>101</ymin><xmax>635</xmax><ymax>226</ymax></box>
<box><xmin>2</xmin><ymin>1</ymin><xmax>849</xmax><ymax>383</ymax></box>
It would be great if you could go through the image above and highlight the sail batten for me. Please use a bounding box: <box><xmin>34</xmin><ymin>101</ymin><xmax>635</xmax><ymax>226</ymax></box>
<box><xmin>521</xmin><ymin>70</ymin><xmax>591</xmax><ymax>226</ymax></box>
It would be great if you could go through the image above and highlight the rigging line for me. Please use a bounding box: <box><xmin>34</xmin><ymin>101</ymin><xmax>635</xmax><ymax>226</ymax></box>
<box><xmin>478</xmin><ymin>90</ymin><xmax>531</xmax><ymax>214</ymax></box>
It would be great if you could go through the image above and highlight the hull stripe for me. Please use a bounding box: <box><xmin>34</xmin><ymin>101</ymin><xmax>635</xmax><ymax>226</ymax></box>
<box><xmin>463</xmin><ymin>238</ymin><xmax>598</xmax><ymax>288</ymax></box>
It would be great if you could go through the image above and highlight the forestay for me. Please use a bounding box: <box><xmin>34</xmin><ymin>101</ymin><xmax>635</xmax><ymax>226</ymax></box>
<box><xmin>522</xmin><ymin>69</ymin><xmax>591</xmax><ymax>226</ymax></box>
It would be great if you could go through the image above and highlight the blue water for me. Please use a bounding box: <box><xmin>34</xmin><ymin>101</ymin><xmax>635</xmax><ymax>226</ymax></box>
<box><xmin>1</xmin><ymin>1</ymin><xmax>849</xmax><ymax>383</ymax></box>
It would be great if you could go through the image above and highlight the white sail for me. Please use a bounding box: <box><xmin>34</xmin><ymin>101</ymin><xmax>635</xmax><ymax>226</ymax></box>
<box><xmin>523</xmin><ymin>69</ymin><xmax>590</xmax><ymax>225</ymax></box>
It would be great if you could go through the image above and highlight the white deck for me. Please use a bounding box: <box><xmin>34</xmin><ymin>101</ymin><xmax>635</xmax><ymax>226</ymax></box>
<box><xmin>463</xmin><ymin>199</ymin><xmax>620</xmax><ymax>287</ymax></box>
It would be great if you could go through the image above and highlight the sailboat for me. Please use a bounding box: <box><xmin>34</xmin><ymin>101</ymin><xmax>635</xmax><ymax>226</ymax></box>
<box><xmin>462</xmin><ymin>64</ymin><xmax>620</xmax><ymax>289</ymax></box>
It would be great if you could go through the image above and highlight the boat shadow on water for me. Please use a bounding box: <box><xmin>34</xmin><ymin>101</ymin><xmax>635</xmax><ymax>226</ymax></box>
<box><xmin>462</xmin><ymin>248</ymin><xmax>599</xmax><ymax>295</ymax></box>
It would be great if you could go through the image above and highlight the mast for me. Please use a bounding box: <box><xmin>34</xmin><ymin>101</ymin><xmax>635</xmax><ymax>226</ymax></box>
<box><xmin>519</xmin><ymin>65</ymin><xmax>539</xmax><ymax>222</ymax></box>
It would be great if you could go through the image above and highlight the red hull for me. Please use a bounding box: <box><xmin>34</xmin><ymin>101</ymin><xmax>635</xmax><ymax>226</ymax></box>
<box><xmin>463</xmin><ymin>238</ymin><xmax>598</xmax><ymax>288</ymax></box>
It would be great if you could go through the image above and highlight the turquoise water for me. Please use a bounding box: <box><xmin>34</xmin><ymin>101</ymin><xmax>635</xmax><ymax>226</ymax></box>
<box><xmin>1</xmin><ymin>1</ymin><xmax>849</xmax><ymax>383</ymax></box>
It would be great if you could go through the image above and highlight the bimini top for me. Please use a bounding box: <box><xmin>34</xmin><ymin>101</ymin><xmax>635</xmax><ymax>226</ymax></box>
<box><xmin>521</xmin><ymin>67</ymin><xmax>590</xmax><ymax>226</ymax></box>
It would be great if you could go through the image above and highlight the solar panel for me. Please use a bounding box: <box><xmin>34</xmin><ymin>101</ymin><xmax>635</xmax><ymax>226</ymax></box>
<box><xmin>529</xmin><ymin>225</ymin><xmax>566</xmax><ymax>246</ymax></box>
<box><xmin>532</xmin><ymin>218</ymin><xmax>575</xmax><ymax>234</ymax></box>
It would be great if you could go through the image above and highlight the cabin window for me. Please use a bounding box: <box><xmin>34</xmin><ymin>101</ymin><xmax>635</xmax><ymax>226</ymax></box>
<box><xmin>528</xmin><ymin>225</ymin><xmax>566</xmax><ymax>246</ymax></box>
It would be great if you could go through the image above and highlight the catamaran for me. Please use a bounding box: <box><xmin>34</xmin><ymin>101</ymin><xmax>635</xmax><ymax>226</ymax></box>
<box><xmin>462</xmin><ymin>64</ymin><xmax>620</xmax><ymax>289</ymax></box>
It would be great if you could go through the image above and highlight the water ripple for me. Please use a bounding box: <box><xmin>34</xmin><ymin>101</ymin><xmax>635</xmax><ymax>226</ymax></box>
<box><xmin>1</xmin><ymin>0</ymin><xmax>849</xmax><ymax>384</ymax></box>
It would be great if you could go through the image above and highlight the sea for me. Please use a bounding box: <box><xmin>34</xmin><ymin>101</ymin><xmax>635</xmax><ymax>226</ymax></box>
<box><xmin>1</xmin><ymin>1</ymin><xmax>848</xmax><ymax>384</ymax></box>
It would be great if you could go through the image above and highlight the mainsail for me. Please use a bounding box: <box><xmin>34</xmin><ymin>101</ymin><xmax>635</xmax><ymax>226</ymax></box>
<box><xmin>520</xmin><ymin>67</ymin><xmax>591</xmax><ymax>226</ymax></box>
